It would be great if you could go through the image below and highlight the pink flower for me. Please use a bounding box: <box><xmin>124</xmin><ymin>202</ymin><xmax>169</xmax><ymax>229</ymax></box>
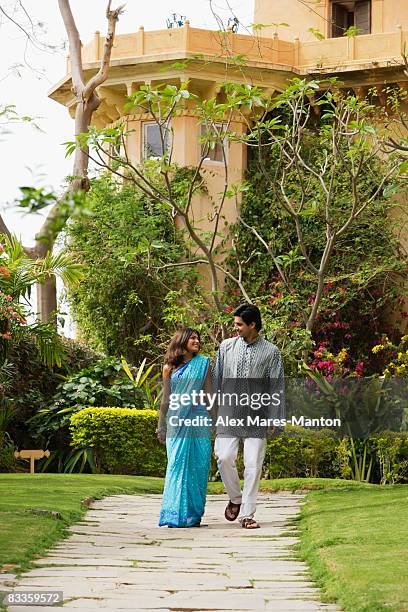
<box><xmin>355</xmin><ymin>361</ymin><xmax>364</xmax><ymax>376</ymax></box>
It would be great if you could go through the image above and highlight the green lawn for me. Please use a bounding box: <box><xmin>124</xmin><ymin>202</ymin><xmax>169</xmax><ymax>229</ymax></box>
<box><xmin>0</xmin><ymin>473</ymin><xmax>164</xmax><ymax>572</ymax></box>
<box><xmin>1</xmin><ymin>474</ymin><xmax>407</xmax><ymax>612</ymax></box>
<box><xmin>297</xmin><ymin>485</ymin><xmax>408</xmax><ymax>612</ymax></box>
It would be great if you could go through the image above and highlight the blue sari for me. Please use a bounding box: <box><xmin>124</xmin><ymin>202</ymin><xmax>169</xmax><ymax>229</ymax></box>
<box><xmin>159</xmin><ymin>354</ymin><xmax>211</xmax><ymax>527</ymax></box>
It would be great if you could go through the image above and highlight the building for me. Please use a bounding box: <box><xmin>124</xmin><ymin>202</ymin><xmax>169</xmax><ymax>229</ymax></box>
<box><xmin>49</xmin><ymin>0</ymin><xmax>408</xmax><ymax>259</ymax></box>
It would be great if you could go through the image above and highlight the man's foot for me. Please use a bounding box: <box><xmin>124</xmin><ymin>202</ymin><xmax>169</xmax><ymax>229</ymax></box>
<box><xmin>224</xmin><ymin>501</ymin><xmax>241</xmax><ymax>521</ymax></box>
<box><xmin>241</xmin><ymin>518</ymin><xmax>260</xmax><ymax>529</ymax></box>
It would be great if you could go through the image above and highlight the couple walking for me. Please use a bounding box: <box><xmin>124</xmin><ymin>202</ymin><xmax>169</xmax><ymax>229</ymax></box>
<box><xmin>156</xmin><ymin>304</ymin><xmax>285</xmax><ymax>530</ymax></box>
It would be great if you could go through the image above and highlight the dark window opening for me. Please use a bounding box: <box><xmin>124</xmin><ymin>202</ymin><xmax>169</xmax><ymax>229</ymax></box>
<box><xmin>331</xmin><ymin>0</ymin><xmax>371</xmax><ymax>38</ymax></box>
<box><xmin>143</xmin><ymin>122</ymin><xmax>171</xmax><ymax>160</ymax></box>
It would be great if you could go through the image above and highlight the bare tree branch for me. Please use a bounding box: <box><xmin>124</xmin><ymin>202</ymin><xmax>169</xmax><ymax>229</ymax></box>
<box><xmin>83</xmin><ymin>4</ymin><xmax>125</xmax><ymax>99</ymax></box>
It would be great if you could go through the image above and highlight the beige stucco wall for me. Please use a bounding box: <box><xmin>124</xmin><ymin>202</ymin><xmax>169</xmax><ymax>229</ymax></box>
<box><xmin>382</xmin><ymin>0</ymin><xmax>408</xmax><ymax>32</ymax></box>
<box><xmin>254</xmin><ymin>0</ymin><xmax>328</xmax><ymax>41</ymax></box>
<box><xmin>253</xmin><ymin>0</ymin><xmax>408</xmax><ymax>41</ymax></box>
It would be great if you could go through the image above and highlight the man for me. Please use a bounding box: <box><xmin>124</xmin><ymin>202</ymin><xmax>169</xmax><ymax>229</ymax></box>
<box><xmin>212</xmin><ymin>304</ymin><xmax>285</xmax><ymax>529</ymax></box>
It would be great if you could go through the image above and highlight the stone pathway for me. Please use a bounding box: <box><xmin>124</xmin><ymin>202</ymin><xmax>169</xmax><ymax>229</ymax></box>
<box><xmin>2</xmin><ymin>493</ymin><xmax>340</xmax><ymax>611</ymax></box>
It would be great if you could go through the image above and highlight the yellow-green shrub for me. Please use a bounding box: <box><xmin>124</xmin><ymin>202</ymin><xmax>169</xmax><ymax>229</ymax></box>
<box><xmin>70</xmin><ymin>407</ymin><xmax>166</xmax><ymax>475</ymax></box>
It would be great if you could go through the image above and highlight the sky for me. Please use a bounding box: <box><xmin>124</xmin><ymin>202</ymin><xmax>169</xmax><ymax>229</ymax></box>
<box><xmin>0</xmin><ymin>0</ymin><xmax>254</xmax><ymax>246</ymax></box>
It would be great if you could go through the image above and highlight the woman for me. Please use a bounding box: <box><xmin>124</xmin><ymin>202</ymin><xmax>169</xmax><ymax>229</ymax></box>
<box><xmin>156</xmin><ymin>327</ymin><xmax>212</xmax><ymax>527</ymax></box>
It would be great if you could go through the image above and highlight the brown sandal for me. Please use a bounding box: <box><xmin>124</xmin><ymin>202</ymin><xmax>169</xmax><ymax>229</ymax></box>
<box><xmin>224</xmin><ymin>501</ymin><xmax>241</xmax><ymax>521</ymax></box>
<box><xmin>241</xmin><ymin>518</ymin><xmax>260</xmax><ymax>529</ymax></box>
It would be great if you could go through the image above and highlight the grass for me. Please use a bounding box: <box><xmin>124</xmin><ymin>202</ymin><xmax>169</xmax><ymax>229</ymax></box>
<box><xmin>0</xmin><ymin>473</ymin><xmax>163</xmax><ymax>572</ymax></box>
<box><xmin>1</xmin><ymin>474</ymin><xmax>407</xmax><ymax>612</ymax></box>
<box><xmin>296</xmin><ymin>484</ymin><xmax>408</xmax><ymax>612</ymax></box>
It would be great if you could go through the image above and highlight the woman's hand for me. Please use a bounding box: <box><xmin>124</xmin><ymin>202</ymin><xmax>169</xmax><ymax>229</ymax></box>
<box><xmin>156</xmin><ymin>428</ymin><xmax>166</xmax><ymax>444</ymax></box>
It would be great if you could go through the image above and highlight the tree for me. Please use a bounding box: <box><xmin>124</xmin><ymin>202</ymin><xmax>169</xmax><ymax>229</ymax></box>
<box><xmin>0</xmin><ymin>0</ymin><xmax>124</xmax><ymax>324</ymax></box>
<box><xmin>69</xmin><ymin>78</ymin><xmax>403</xmax><ymax>340</ymax></box>
<box><xmin>235</xmin><ymin>79</ymin><xmax>402</xmax><ymax>332</ymax></box>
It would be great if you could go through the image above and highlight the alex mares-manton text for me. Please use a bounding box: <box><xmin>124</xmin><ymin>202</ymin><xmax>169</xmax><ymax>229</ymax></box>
<box><xmin>167</xmin><ymin>415</ymin><xmax>341</xmax><ymax>428</ymax></box>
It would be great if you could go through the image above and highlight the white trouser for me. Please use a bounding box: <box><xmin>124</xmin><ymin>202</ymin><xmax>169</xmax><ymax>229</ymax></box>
<box><xmin>214</xmin><ymin>437</ymin><xmax>267</xmax><ymax>521</ymax></box>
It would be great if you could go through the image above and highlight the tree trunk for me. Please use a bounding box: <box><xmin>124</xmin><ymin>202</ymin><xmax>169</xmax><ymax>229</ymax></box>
<box><xmin>37</xmin><ymin>277</ymin><xmax>58</xmax><ymax>325</ymax></box>
<box><xmin>33</xmin><ymin>1</ymin><xmax>123</xmax><ymax>324</ymax></box>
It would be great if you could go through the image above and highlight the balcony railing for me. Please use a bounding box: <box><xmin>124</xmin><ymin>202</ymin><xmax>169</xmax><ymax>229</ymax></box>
<box><xmin>69</xmin><ymin>22</ymin><xmax>407</xmax><ymax>74</ymax></box>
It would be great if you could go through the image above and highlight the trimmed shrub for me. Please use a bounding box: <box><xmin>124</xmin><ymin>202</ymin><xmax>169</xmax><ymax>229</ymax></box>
<box><xmin>69</xmin><ymin>407</ymin><xmax>408</xmax><ymax>483</ymax></box>
<box><xmin>70</xmin><ymin>407</ymin><xmax>166</xmax><ymax>475</ymax></box>
<box><xmin>264</xmin><ymin>426</ymin><xmax>340</xmax><ymax>480</ymax></box>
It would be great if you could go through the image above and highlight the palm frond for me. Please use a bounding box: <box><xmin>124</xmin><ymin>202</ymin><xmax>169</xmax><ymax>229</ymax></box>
<box><xmin>38</xmin><ymin>251</ymin><xmax>83</xmax><ymax>287</ymax></box>
<box><xmin>0</xmin><ymin>359</ymin><xmax>14</xmax><ymax>387</ymax></box>
<box><xmin>1</xmin><ymin>234</ymin><xmax>26</xmax><ymax>261</ymax></box>
<box><xmin>28</xmin><ymin>322</ymin><xmax>66</xmax><ymax>367</ymax></box>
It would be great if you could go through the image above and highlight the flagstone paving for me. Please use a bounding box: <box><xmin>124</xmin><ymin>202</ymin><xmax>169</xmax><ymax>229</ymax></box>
<box><xmin>2</xmin><ymin>493</ymin><xmax>340</xmax><ymax>611</ymax></box>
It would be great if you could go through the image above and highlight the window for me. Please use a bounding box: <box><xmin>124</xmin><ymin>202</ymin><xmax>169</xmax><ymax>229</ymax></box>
<box><xmin>331</xmin><ymin>0</ymin><xmax>371</xmax><ymax>38</ymax></box>
<box><xmin>200</xmin><ymin>124</ymin><xmax>227</xmax><ymax>163</ymax></box>
<box><xmin>143</xmin><ymin>122</ymin><xmax>171</xmax><ymax>160</ymax></box>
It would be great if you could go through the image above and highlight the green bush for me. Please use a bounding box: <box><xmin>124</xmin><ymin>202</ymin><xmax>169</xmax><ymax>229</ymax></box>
<box><xmin>0</xmin><ymin>436</ymin><xmax>16</xmax><ymax>473</ymax></box>
<box><xmin>70</xmin><ymin>407</ymin><xmax>166</xmax><ymax>476</ymax></box>
<box><xmin>7</xmin><ymin>336</ymin><xmax>99</xmax><ymax>448</ymax></box>
<box><xmin>372</xmin><ymin>431</ymin><xmax>408</xmax><ymax>484</ymax></box>
<box><xmin>66</xmin><ymin>176</ymin><xmax>191</xmax><ymax>362</ymax></box>
<box><xmin>29</xmin><ymin>357</ymin><xmax>152</xmax><ymax>446</ymax></box>
<box><xmin>69</xmin><ymin>408</ymin><xmax>408</xmax><ymax>483</ymax></box>
<box><xmin>262</xmin><ymin>426</ymin><xmax>340</xmax><ymax>479</ymax></box>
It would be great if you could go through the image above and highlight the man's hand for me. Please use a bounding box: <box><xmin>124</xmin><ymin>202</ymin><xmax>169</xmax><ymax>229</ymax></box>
<box><xmin>267</xmin><ymin>426</ymin><xmax>281</xmax><ymax>439</ymax></box>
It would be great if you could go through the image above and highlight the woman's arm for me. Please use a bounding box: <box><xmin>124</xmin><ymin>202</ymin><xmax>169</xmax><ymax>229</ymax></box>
<box><xmin>156</xmin><ymin>364</ymin><xmax>171</xmax><ymax>444</ymax></box>
<box><xmin>203</xmin><ymin>363</ymin><xmax>217</xmax><ymax>422</ymax></box>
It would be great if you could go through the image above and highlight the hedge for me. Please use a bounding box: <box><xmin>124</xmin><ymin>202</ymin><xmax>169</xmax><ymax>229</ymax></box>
<box><xmin>69</xmin><ymin>407</ymin><xmax>408</xmax><ymax>483</ymax></box>
<box><xmin>70</xmin><ymin>407</ymin><xmax>166</xmax><ymax>476</ymax></box>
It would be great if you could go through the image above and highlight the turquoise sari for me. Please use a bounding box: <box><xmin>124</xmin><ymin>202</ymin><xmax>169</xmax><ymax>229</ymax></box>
<box><xmin>159</xmin><ymin>354</ymin><xmax>211</xmax><ymax>527</ymax></box>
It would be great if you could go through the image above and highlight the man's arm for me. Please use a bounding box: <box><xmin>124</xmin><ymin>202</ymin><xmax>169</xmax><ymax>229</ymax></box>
<box><xmin>211</xmin><ymin>344</ymin><xmax>223</xmax><ymax>392</ymax></box>
<box><xmin>269</xmin><ymin>347</ymin><xmax>285</xmax><ymax>431</ymax></box>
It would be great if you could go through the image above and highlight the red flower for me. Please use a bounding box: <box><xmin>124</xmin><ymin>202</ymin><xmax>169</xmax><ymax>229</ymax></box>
<box><xmin>355</xmin><ymin>361</ymin><xmax>364</xmax><ymax>376</ymax></box>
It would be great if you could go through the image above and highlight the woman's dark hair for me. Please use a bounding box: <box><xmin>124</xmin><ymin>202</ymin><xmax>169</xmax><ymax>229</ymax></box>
<box><xmin>233</xmin><ymin>303</ymin><xmax>262</xmax><ymax>331</ymax></box>
<box><xmin>164</xmin><ymin>327</ymin><xmax>201</xmax><ymax>368</ymax></box>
